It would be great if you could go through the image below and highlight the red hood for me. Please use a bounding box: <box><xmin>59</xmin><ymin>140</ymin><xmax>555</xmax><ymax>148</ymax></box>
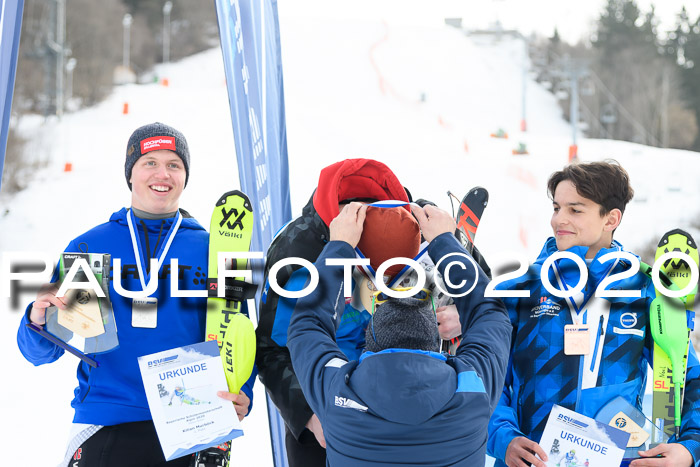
<box><xmin>313</xmin><ymin>158</ymin><xmax>409</xmax><ymax>227</ymax></box>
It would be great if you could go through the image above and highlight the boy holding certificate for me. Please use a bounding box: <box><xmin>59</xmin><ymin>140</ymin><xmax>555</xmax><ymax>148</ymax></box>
<box><xmin>487</xmin><ymin>161</ymin><xmax>700</xmax><ymax>467</ymax></box>
<box><xmin>17</xmin><ymin>123</ymin><xmax>254</xmax><ymax>466</ymax></box>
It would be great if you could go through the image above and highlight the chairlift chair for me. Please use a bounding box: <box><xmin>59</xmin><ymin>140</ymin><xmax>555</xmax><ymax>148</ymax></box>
<box><xmin>601</xmin><ymin>103</ymin><xmax>617</xmax><ymax>124</ymax></box>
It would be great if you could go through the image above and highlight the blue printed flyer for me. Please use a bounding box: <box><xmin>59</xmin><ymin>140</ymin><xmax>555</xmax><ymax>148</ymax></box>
<box><xmin>138</xmin><ymin>340</ymin><xmax>242</xmax><ymax>461</ymax></box>
<box><xmin>538</xmin><ymin>404</ymin><xmax>630</xmax><ymax>467</ymax></box>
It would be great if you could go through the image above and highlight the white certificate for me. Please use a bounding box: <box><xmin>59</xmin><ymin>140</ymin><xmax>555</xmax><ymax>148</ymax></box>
<box><xmin>538</xmin><ymin>404</ymin><xmax>629</xmax><ymax>466</ymax></box>
<box><xmin>138</xmin><ymin>340</ymin><xmax>242</xmax><ymax>461</ymax></box>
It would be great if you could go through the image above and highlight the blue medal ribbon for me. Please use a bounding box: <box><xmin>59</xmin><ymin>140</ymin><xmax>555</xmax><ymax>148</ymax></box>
<box><xmin>126</xmin><ymin>209</ymin><xmax>182</xmax><ymax>292</ymax></box>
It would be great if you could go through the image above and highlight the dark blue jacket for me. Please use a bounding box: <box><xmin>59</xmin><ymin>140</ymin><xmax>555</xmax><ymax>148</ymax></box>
<box><xmin>288</xmin><ymin>233</ymin><xmax>511</xmax><ymax>466</ymax></box>
<box><xmin>17</xmin><ymin>208</ymin><xmax>254</xmax><ymax>426</ymax></box>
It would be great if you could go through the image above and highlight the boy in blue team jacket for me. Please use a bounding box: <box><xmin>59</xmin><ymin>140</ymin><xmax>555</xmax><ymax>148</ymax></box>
<box><xmin>16</xmin><ymin>123</ymin><xmax>254</xmax><ymax>467</ymax></box>
<box><xmin>487</xmin><ymin>161</ymin><xmax>700</xmax><ymax>467</ymax></box>
<box><xmin>287</xmin><ymin>202</ymin><xmax>511</xmax><ymax>466</ymax></box>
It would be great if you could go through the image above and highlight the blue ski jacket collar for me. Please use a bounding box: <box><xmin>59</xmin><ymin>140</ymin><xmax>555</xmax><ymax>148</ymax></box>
<box><xmin>535</xmin><ymin>237</ymin><xmax>637</xmax><ymax>303</ymax></box>
<box><xmin>110</xmin><ymin>207</ymin><xmax>206</xmax><ymax>232</ymax></box>
<box><xmin>536</xmin><ymin>236</ymin><xmax>626</xmax><ymax>268</ymax></box>
<box><xmin>359</xmin><ymin>348</ymin><xmax>446</xmax><ymax>363</ymax></box>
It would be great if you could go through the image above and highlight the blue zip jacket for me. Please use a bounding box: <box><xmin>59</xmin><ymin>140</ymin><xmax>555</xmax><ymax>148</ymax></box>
<box><xmin>17</xmin><ymin>208</ymin><xmax>254</xmax><ymax>426</ymax></box>
<box><xmin>288</xmin><ymin>233</ymin><xmax>512</xmax><ymax>466</ymax></box>
<box><xmin>487</xmin><ymin>237</ymin><xmax>700</xmax><ymax>466</ymax></box>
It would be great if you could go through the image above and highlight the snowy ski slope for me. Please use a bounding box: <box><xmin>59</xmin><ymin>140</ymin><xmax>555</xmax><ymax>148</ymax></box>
<box><xmin>1</xmin><ymin>3</ymin><xmax>699</xmax><ymax>465</ymax></box>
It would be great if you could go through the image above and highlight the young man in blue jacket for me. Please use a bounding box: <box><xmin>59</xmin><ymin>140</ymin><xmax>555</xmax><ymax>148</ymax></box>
<box><xmin>487</xmin><ymin>161</ymin><xmax>700</xmax><ymax>467</ymax></box>
<box><xmin>17</xmin><ymin>123</ymin><xmax>254</xmax><ymax>467</ymax></box>
<box><xmin>287</xmin><ymin>202</ymin><xmax>511</xmax><ymax>466</ymax></box>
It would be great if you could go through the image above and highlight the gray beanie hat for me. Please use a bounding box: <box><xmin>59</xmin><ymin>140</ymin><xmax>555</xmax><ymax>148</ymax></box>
<box><xmin>125</xmin><ymin>122</ymin><xmax>190</xmax><ymax>190</ymax></box>
<box><xmin>365</xmin><ymin>297</ymin><xmax>439</xmax><ymax>353</ymax></box>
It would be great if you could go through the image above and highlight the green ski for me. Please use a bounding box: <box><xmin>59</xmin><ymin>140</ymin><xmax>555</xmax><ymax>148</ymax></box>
<box><xmin>192</xmin><ymin>190</ymin><xmax>257</xmax><ymax>467</ymax></box>
<box><xmin>649</xmin><ymin>229</ymin><xmax>698</xmax><ymax>444</ymax></box>
<box><xmin>206</xmin><ymin>190</ymin><xmax>257</xmax><ymax>393</ymax></box>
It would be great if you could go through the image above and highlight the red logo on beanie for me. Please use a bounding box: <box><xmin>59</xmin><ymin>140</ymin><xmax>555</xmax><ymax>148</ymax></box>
<box><xmin>141</xmin><ymin>136</ymin><xmax>176</xmax><ymax>154</ymax></box>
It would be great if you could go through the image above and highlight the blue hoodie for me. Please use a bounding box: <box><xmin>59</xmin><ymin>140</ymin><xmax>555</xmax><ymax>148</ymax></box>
<box><xmin>17</xmin><ymin>208</ymin><xmax>254</xmax><ymax>426</ymax></box>
<box><xmin>288</xmin><ymin>233</ymin><xmax>511</xmax><ymax>466</ymax></box>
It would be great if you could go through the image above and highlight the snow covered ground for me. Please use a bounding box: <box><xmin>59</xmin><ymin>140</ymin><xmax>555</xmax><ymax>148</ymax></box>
<box><xmin>2</xmin><ymin>2</ymin><xmax>700</xmax><ymax>466</ymax></box>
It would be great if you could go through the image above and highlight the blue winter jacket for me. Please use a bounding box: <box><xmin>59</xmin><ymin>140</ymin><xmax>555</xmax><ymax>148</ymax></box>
<box><xmin>487</xmin><ymin>237</ymin><xmax>700</xmax><ymax>466</ymax></box>
<box><xmin>288</xmin><ymin>233</ymin><xmax>512</xmax><ymax>466</ymax></box>
<box><xmin>17</xmin><ymin>208</ymin><xmax>254</xmax><ymax>426</ymax></box>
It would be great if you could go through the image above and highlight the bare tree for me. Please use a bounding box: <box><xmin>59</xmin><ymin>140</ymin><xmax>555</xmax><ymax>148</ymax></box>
<box><xmin>129</xmin><ymin>13</ymin><xmax>158</xmax><ymax>75</ymax></box>
<box><xmin>168</xmin><ymin>1</ymin><xmax>218</xmax><ymax>60</ymax></box>
<box><xmin>590</xmin><ymin>47</ymin><xmax>695</xmax><ymax>148</ymax></box>
<box><xmin>66</xmin><ymin>0</ymin><xmax>127</xmax><ymax>105</ymax></box>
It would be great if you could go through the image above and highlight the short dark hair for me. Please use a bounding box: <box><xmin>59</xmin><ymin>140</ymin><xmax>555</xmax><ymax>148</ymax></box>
<box><xmin>547</xmin><ymin>160</ymin><xmax>634</xmax><ymax>216</ymax></box>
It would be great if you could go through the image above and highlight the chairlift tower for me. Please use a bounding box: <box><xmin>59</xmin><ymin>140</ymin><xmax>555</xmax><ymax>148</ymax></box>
<box><xmin>163</xmin><ymin>2</ymin><xmax>173</xmax><ymax>63</ymax></box>
<box><xmin>45</xmin><ymin>0</ymin><xmax>69</xmax><ymax>118</ymax></box>
<box><xmin>557</xmin><ymin>55</ymin><xmax>590</xmax><ymax>160</ymax></box>
<box><xmin>55</xmin><ymin>0</ymin><xmax>65</xmax><ymax>118</ymax></box>
<box><xmin>122</xmin><ymin>14</ymin><xmax>132</xmax><ymax>69</ymax></box>
<box><xmin>520</xmin><ymin>35</ymin><xmax>528</xmax><ymax>132</ymax></box>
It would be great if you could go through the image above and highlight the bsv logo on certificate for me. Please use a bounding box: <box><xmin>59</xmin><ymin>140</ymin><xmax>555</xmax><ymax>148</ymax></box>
<box><xmin>138</xmin><ymin>340</ymin><xmax>243</xmax><ymax>461</ymax></box>
<box><xmin>538</xmin><ymin>405</ymin><xmax>630</xmax><ymax>466</ymax></box>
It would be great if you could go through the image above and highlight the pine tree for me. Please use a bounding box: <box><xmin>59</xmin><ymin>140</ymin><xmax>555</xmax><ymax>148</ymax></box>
<box><xmin>665</xmin><ymin>7</ymin><xmax>691</xmax><ymax>61</ymax></box>
<box><xmin>594</xmin><ymin>0</ymin><xmax>659</xmax><ymax>62</ymax></box>
<box><xmin>592</xmin><ymin>0</ymin><xmax>665</xmax><ymax>143</ymax></box>
<box><xmin>594</xmin><ymin>0</ymin><xmax>646</xmax><ymax>64</ymax></box>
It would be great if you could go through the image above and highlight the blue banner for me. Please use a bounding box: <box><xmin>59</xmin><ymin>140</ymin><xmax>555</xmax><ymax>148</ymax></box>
<box><xmin>0</xmin><ymin>0</ymin><xmax>25</xmax><ymax>191</ymax></box>
<box><xmin>215</xmin><ymin>1</ymin><xmax>291</xmax><ymax>465</ymax></box>
<box><xmin>215</xmin><ymin>0</ymin><xmax>291</xmax><ymax>258</ymax></box>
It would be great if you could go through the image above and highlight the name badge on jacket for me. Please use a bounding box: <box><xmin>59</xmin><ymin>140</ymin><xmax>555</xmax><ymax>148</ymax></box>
<box><xmin>132</xmin><ymin>297</ymin><xmax>158</xmax><ymax>328</ymax></box>
<box><xmin>564</xmin><ymin>324</ymin><xmax>590</xmax><ymax>355</ymax></box>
